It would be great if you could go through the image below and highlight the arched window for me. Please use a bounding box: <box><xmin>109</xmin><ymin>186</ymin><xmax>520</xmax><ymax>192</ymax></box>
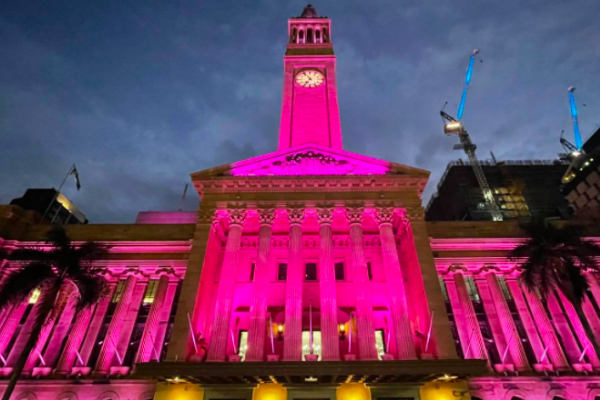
<box><xmin>471</xmin><ymin>397</ymin><xmax>484</xmax><ymax>400</ymax></box>
<box><xmin>298</xmin><ymin>29</ymin><xmax>304</xmax><ymax>43</ymax></box>
<box><xmin>315</xmin><ymin>29</ymin><xmax>321</xmax><ymax>43</ymax></box>
<box><xmin>511</xmin><ymin>397</ymin><xmax>525</xmax><ymax>400</ymax></box>
<box><xmin>322</xmin><ymin>27</ymin><xmax>329</xmax><ymax>43</ymax></box>
<box><xmin>291</xmin><ymin>27</ymin><xmax>297</xmax><ymax>43</ymax></box>
<box><xmin>307</xmin><ymin>28</ymin><xmax>314</xmax><ymax>43</ymax></box>
<box><xmin>553</xmin><ymin>397</ymin><xmax>566</xmax><ymax>400</ymax></box>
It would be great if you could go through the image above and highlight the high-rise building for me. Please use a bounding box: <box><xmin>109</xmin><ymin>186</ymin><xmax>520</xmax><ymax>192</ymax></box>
<box><xmin>0</xmin><ymin>5</ymin><xmax>599</xmax><ymax>400</ymax></box>
<box><xmin>561</xmin><ymin>125</ymin><xmax>600</xmax><ymax>218</ymax></box>
<box><xmin>426</xmin><ymin>159</ymin><xmax>571</xmax><ymax>221</ymax></box>
<box><xmin>10</xmin><ymin>188</ymin><xmax>88</xmax><ymax>224</ymax></box>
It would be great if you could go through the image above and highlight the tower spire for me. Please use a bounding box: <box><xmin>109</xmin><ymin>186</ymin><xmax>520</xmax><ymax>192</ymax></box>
<box><xmin>277</xmin><ymin>6</ymin><xmax>343</xmax><ymax>151</ymax></box>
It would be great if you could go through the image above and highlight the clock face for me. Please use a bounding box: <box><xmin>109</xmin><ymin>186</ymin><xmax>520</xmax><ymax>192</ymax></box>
<box><xmin>295</xmin><ymin>70</ymin><xmax>325</xmax><ymax>88</ymax></box>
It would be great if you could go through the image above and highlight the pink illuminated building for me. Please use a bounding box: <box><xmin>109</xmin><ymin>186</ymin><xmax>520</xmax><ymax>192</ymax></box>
<box><xmin>1</xmin><ymin>4</ymin><xmax>600</xmax><ymax>400</ymax></box>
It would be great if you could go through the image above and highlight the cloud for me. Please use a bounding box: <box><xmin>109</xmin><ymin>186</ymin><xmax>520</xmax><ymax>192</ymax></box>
<box><xmin>0</xmin><ymin>1</ymin><xmax>599</xmax><ymax>221</ymax></box>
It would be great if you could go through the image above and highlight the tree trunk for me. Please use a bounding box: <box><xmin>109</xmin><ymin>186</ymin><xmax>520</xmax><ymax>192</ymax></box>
<box><xmin>573</xmin><ymin>299</ymin><xmax>600</xmax><ymax>362</ymax></box>
<box><xmin>1</xmin><ymin>285</ymin><xmax>60</xmax><ymax>400</ymax></box>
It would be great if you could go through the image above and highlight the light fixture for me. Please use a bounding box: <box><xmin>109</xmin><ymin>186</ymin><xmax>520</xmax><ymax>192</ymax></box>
<box><xmin>339</xmin><ymin>324</ymin><xmax>346</xmax><ymax>341</ymax></box>
<box><xmin>277</xmin><ymin>324</ymin><xmax>284</xmax><ymax>341</ymax></box>
<box><xmin>444</xmin><ymin>121</ymin><xmax>464</xmax><ymax>135</ymax></box>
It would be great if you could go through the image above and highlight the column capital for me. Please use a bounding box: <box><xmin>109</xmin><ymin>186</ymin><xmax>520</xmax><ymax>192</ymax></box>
<box><xmin>257</xmin><ymin>208</ymin><xmax>276</xmax><ymax>226</ymax></box>
<box><xmin>316</xmin><ymin>207</ymin><xmax>335</xmax><ymax>225</ymax></box>
<box><xmin>476</xmin><ymin>264</ymin><xmax>502</xmax><ymax>277</ymax></box>
<box><xmin>155</xmin><ymin>267</ymin><xmax>176</xmax><ymax>279</ymax></box>
<box><xmin>374</xmin><ymin>207</ymin><xmax>395</xmax><ymax>226</ymax></box>
<box><xmin>287</xmin><ymin>207</ymin><xmax>305</xmax><ymax>226</ymax></box>
<box><xmin>227</xmin><ymin>208</ymin><xmax>247</xmax><ymax>227</ymax></box>
<box><xmin>346</xmin><ymin>207</ymin><xmax>364</xmax><ymax>226</ymax></box>
<box><xmin>447</xmin><ymin>264</ymin><xmax>468</xmax><ymax>275</ymax></box>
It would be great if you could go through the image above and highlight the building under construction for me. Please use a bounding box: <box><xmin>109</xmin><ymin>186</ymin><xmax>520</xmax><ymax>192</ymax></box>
<box><xmin>426</xmin><ymin>159</ymin><xmax>572</xmax><ymax>221</ymax></box>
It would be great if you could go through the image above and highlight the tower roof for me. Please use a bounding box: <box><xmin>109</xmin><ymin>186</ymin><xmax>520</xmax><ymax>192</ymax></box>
<box><xmin>298</xmin><ymin>4</ymin><xmax>321</xmax><ymax>18</ymax></box>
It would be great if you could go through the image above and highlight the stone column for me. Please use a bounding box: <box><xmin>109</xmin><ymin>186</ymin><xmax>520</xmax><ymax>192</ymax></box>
<box><xmin>245</xmin><ymin>208</ymin><xmax>275</xmax><ymax>362</ymax></box>
<box><xmin>505</xmin><ymin>278</ymin><xmax>546</xmax><ymax>365</ymax></box>
<box><xmin>135</xmin><ymin>272</ymin><xmax>172</xmax><ymax>363</ymax></box>
<box><xmin>375</xmin><ymin>207</ymin><xmax>416</xmax><ymax>360</ymax></box>
<box><xmin>95</xmin><ymin>273</ymin><xmax>139</xmax><ymax>373</ymax></box>
<box><xmin>348</xmin><ymin>207</ymin><xmax>378</xmax><ymax>360</ymax></box>
<box><xmin>317</xmin><ymin>207</ymin><xmax>340</xmax><ymax>361</ymax></box>
<box><xmin>446</xmin><ymin>268</ymin><xmax>487</xmax><ymax>360</ymax></box>
<box><xmin>78</xmin><ymin>284</ymin><xmax>116</xmax><ymax>366</ymax></box>
<box><xmin>54</xmin><ymin>306</ymin><xmax>94</xmax><ymax>374</ymax></box>
<box><xmin>521</xmin><ymin>285</ymin><xmax>569</xmax><ymax>369</ymax></box>
<box><xmin>207</xmin><ymin>208</ymin><xmax>246</xmax><ymax>361</ymax></box>
<box><xmin>0</xmin><ymin>302</ymin><xmax>27</xmax><ymax>357</ymax></box>
<box><xmin>484</xmin><ymin>270</ymin><xmax>529</xmax><ymax>371</ymax></box>
<box><xmin>283</xmin><ymin>207</ymin><xmax>305</xmax><ymax>361</ymax></box>
<box><xmin>556</xmin><ymin>290</ymin><xmax>600</xmax><ymax>367</ymax></box>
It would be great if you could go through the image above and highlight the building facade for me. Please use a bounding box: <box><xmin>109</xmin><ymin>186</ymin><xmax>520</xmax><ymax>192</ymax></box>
<box><xmin>10</xmin><ymin>188</ymin><xmax>88</xmax><ymax>225</ymax></box>
<box><xmin>426</xmin><ymin>160</ymin><xmax>571</xmax><ymax>222</ymax></box>
<box><xmin>1</xmin><ymin>5</ymin><xmax>600</xmax><ymax>400</ymax></box>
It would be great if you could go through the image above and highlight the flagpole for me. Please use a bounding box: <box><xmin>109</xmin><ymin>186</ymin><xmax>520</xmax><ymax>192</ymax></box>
<box><xmin>40</xmin><ymin>164</ymin><xmax>75</xmax><ymax>224</ymax></box>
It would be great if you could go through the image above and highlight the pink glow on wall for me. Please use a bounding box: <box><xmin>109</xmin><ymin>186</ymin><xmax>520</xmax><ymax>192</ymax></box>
<box><xmin>230</xmin><ymin>145</ymin><xmax>391</xmax><ymax>177</ymax></box>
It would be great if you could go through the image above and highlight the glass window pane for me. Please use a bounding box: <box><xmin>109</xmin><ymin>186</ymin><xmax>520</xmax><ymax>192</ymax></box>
<box><xmin>335</xmin><ymin>262</ymin><xmax>345</xmax><ymax>281</ymax></box>
<box><xmin>367</xmin><ymin>262</ymin><xmax>373</xmax><ymax>280</ymax></box>
<box><xmin>302</xmin><ymin>330</ymin><xmax>321</xmax><ymax>360</ymax></box>
<box><xmin>305</xmin><ymin>263</ymin><xmax>317</xmax><ymax>281</ymax></box>
<box><xmin>249</xmin><ymin>263</ymin><xmax>255</xmax><ymax>281</ymax></box>
<box><xmin>238</xmin><ymin>330</ymin><xmax>248</xmax><ymax>361</ymax></box>
<box><xmin>278</xmin><ymin>263</ymin><xmax>287</xmax><ymax>281</ymax></box>
<box><xmin>375</xmin><ymin>329</ymin><xmax>387</xmax><ymax>359</ymax></box>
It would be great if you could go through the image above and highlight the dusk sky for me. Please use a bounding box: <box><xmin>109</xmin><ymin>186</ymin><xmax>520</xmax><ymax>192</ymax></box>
<box><xmin>1</xmin><ymin>1</ymin><xmax>599</xmax><ymax>222</ymax></box>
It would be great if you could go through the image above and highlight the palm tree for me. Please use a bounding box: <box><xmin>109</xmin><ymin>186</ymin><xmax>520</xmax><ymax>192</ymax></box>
<box><xmin>0</xmin><ymin>226</ymin><xmax>108</xmax><ymax>400</ymax></box>
<box><xmin>509</xmin><ymin>220</ymin><xmax>600</xmax><ymax>360</ymax></box>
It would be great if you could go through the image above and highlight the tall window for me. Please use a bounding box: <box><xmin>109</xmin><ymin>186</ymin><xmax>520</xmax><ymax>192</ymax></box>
<box><xmin>305</xmin><ymin>263</ymin><xmax>317</xmax><ymax>281</ymax></box>
<box><xmin>498</xmin><ymin>276</ymin><xmax>512</xmax><ymax>300</ymax></box>
<box><xmin>302</xmin><ymin>331</ymin><xmax>321</xmax><ymax>360</ymax></box>
<box><xmin>335</xmin><ymin>262</ymin><xmax>345</xmax><ymax>281</ymax></box>
<box><xmin>238</xmin><ymin>330</ymin><xmax>248</xmax><ymax>361</ymax></box>
<box><xmin>249</xmin><ymin>262</ymin><xmax>256</xmax><ymax>281</ymax></box>
<box><xmin>367</xmin><ymin>262</ymin><xmax>373</xmax><ymax>281</ymax></box>
<box><xmin>143</xmin><ymin>280</ymin><xmax>158</xmax><ymax>304</ymax></box>
<box><xmin>439</xmin><ymin>277</ymin><xmax>448</xmax><ymax>301</ymax></box>
<box><xmin>465</xmin><ymin>276</ymin><xmax>480</xmax><ymax>302</ymax></box>
<box><xmin>375</xmin><ymin>329</ymin><xmax>387</xmax><ymax>359</ymax></box>
<box><xmin>278</xmin><ymin>263</ymin><xmax>288</xmax><ymax>281</ymax></box>
<box><xmin>112</xmin><ymin>280</ymin><xmax>126</xmax><ymax>303</ymax></box>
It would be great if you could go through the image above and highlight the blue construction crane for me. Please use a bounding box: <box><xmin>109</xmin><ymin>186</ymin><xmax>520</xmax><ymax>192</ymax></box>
<box><xmin>457</xmin><ymin>49</ymin><xmax>479</xmax><ymax>121</ymax></box>
<box><xmin>440</xmin><ymin>49</ymin><xmax>503</xmax><ymax>221</ymax></box>
<box><xmin>568</xmin><ymin>87</ymin><xmax>583</xmax><ymax>149</ymax></box>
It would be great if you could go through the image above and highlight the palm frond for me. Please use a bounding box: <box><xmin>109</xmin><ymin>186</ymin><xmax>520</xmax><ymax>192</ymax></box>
<box><xmin>69</xmin><ymin>271</ymin><xmax>107</xmax><ymax>312</ymax></box>
<box><xmin>0</xmin><ymin>247</ymin><xmax>53</xmax><ymax>263</ymax></box>
<box><xmin>0</xmin><ymin>263</ymin><xmax>55</xmax><ymax>310</ymax></box>
<box><xmin>46</xmin><ymin>226</ymin><xmax>71</xmax><ymax>248</ymax></box>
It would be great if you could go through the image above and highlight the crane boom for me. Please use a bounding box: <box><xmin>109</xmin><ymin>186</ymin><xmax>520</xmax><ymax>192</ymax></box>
<box><xmin>457</xmin><ymin>49</ymin><xmax>479</xmax><ymax>120</ymax></box>
<box><xmin>568</xmin><ymin>87</ymin><xmax>583</xmax><ymax>149</ymax></box>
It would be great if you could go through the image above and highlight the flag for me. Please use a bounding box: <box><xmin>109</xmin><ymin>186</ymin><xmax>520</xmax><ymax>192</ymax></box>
<box><xmin>70</xmin><ymin>165</ymin><xmax>81</xmax><ymax>191</ymax></box>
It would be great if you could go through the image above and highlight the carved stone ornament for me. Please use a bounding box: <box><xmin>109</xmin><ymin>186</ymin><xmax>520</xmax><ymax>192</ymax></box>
<box><xmin>316</xmin><ymin>207</ymin><xmax>335</xmax><ymax>225</ymax></box>
<box><xmin>287</xmin><ymin>207</ymin><xmax>305</xmax><ymax>226</ymax></box>
<box><xmin>228</xmin><ymin>209</ymin><xmax>247</xmax><ymax>227</ymax></box>
<box><xmin>346</xmin><ymin>207</ymin><xmax>364</xmax><ymax>225</ymax></box>
<box><xmin>231</xmin><ymin>150</ymin><xmax>389</xmax><ymax>177</ymax></box>
<box><xmin>258</xmin><ymin>208</ymin><xmax>276</xmax><ymax>226</ymax></box>
<box><xmin>374</xmin><ymin>207</ymin><xmax>395</xmax><ymax>226</ymax></box>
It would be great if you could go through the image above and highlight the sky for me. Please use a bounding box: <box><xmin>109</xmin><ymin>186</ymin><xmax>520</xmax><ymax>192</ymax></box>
<box><xmin>1</xmin><ymin>1</ymin><xmax>599</xmax><ymax>223</ymax></box>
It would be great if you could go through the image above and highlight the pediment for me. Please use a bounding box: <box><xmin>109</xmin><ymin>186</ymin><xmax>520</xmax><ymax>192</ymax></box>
<box><xmin>191</xmin><ymin>144</ymin><xmax>429</xmax><ymax>180</ymax></box>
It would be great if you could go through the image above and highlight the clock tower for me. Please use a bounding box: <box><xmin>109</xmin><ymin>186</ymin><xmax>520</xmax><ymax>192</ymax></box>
<box><xmin>278</xmin><ymin>4</ymin><xmax>343</xmax><ymax>150</ymax></box>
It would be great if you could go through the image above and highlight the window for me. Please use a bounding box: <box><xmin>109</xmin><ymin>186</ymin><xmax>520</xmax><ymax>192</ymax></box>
<box><xmin>112</xmin><ymin>281</ymin><xmax>125</xmax><ymax>303</ymax></box>
<box><xmin>249</xmin><ymin>262</ymin><xmax>256</xmax><ymax>281</ymax></box>
<box><xmin>335</xmin><ymin>262</ymin><xmax>345</xmax><ymax>281</ymax></box>
<box><xmin>367</xmin><ymin>262</ymin><xmax>373</xmax><ymax>281</ymax></box>
<box><xmin>238</xmin><ymin>330</ymin><xmax>248</xmax><ymax>361</ymax></box>
<box><xmin>305</xmin><ymin>263</ymin><xmax>317</xmax><ymax>281</ymax></box>
<box><xmin>29</xmin><ymin>288</ymin><xmax>41</xmax><ymax>304</ymax></box>
<box><xmin>143</xmin><ymin>280</ymin><xmax>158</xmax><ymax>304</ymax></box>
<box><xmin>497</xmin><ymin>276</ymin><xmax>512</xmax><ymax>300</ymax></box>
<box><xmin>439</xmin><ymin>277</ymin><xmax>448</xmax><ymax>301</ymax></box>
<box><xmin>278</xmin><ymin>263</ymin><xmax>288</xmax><ymax>281</ymax></box>
<box><xmin>375</xmin><ymin>329</ymin><xmax>387</xmax><ymax>359</ymax></box>
<box><xmin>302</xmin><ymin>330</ymin><xmax>321</xmax><ymax>360</ymax></box>
<box><xmin>465</xmin><ymin>276</ymin><xmax>480</xmax><ymax>302</ymax></box>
